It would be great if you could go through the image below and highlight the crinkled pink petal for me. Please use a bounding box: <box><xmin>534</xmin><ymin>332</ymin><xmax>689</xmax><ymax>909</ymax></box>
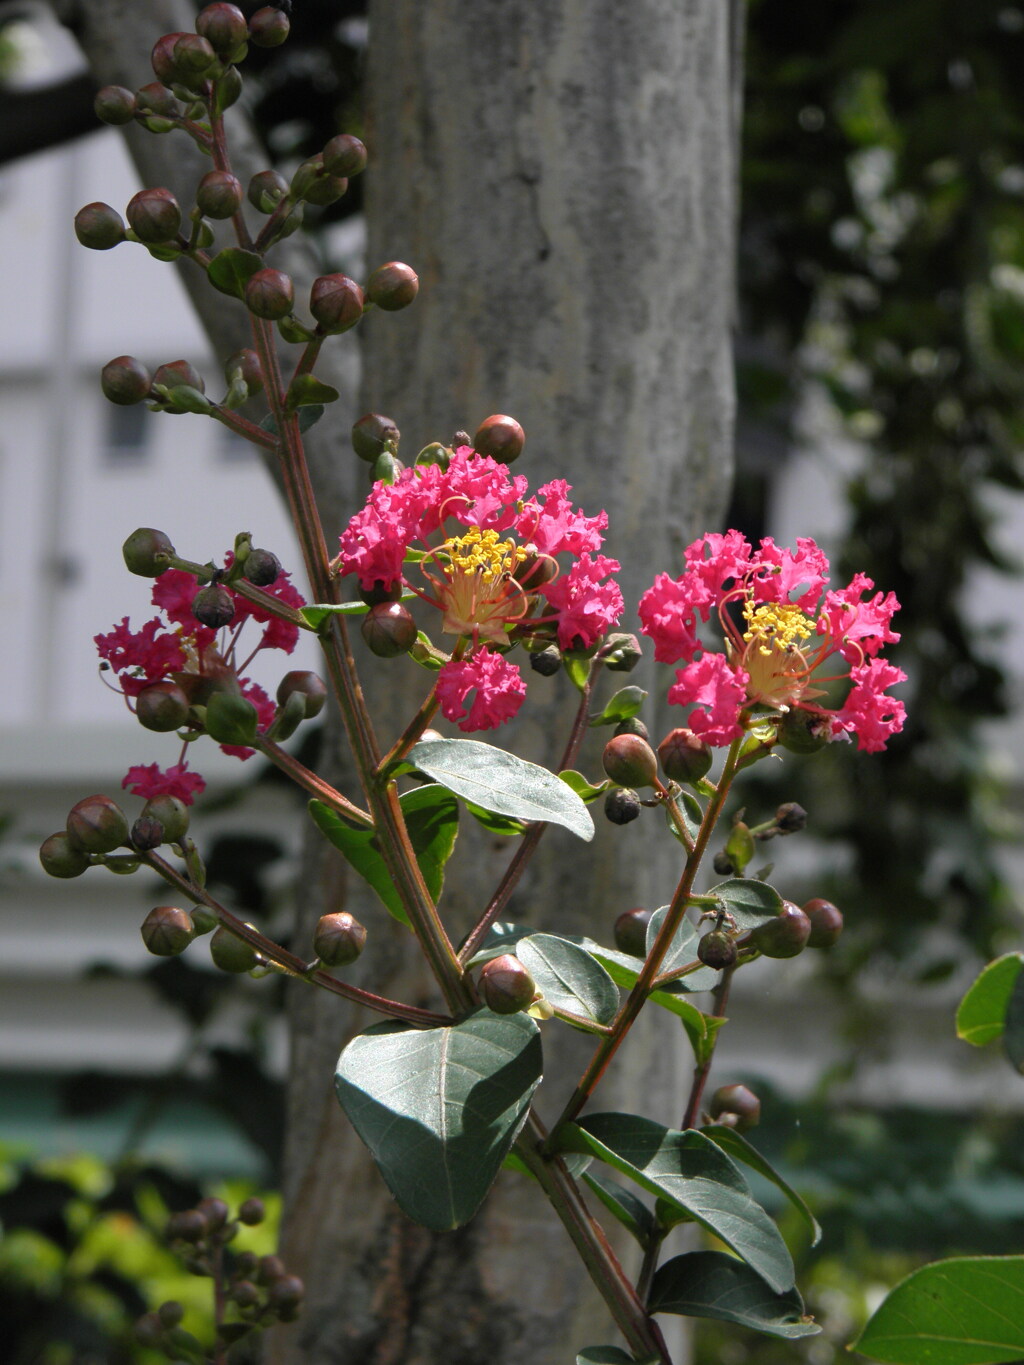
<box><xmin>122</xmin><ymin>761</ymin><xmax>206</xmax><ymax>805</ymax></box>
<box><xmin>233</xmin><ymin>574</ymin><xmax>305</xmax><ymax>654</ymax></box>
<box><xmin>667</xmin><ymin>652</ymin><xmax>748</xmax><ymax>746</ymax></box>
<box><xmin>834</xmin><ymin>659</ymin><xmax>907</xmax><ymax>752</ymax></box>
<box><xmin>753</xmin><ymin>536</ymin><xmax>830</xmax><ymax>610</ymax></box>
<box><xmin>818</xmin><ymin>573</ymin><xmax>901</xmax><ymax>663</ymax></box>
<box><xmin>435</xmin><ymin>649</ymin><xmax>526</xmax><ymax>732</ymax></box>
<box><xmin>682</xmin><ymin>530</ymin><xmax>754</xmax><ymax>609</ymax></box>
<box><xmin>542</xmin><ymin>553</ymin><xmax>623</xmax><ymax>650</ymax></box>
<box><xmin>638</xmin><ymin>573</ymin><xmax>704</xmax><ymax>665</ymax></box>
<box><xmin>151</xmin><ymin>569</ymin><xmax>200</xmax><ymax>630</ymax></box>
<box><xmin>444</xmin><ymin>448</ymin><xmax>528</xmax><ymax>532</ymax></box>
<box><xmin>519</xmin><ymin>479</ymin><xmax>608</xmax><ymax>557</ymax></box>
<box><xmin>95</xmin><ymin>617</ymin><xmax>188</xmax><ymax>697</ymax></box>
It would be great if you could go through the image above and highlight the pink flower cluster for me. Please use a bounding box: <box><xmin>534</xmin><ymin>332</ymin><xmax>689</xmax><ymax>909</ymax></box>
<box><xmin>638</xmin><ymin>530</ymin><xmax>906</xmax><ymax>752</ymax></box>
<box><xmin>95</xmin><ymin>560</ymin><xmax>305</xmax><ymax>803</ymax></box>
<box><xmin>337</xmin><ymin>449</ymin><xmax>623</xmax><ymax>731</ymax></box>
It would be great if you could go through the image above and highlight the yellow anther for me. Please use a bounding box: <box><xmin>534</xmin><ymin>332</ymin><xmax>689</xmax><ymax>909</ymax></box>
<box><xmin>742</xmin><ymin>601</ymin><xmax>813</xmax><ymax>657</ymax></box>
<box><xmin>445</xmin><ymin>526</ymin><xmax>527</xmax><ymax>582</ymax></box>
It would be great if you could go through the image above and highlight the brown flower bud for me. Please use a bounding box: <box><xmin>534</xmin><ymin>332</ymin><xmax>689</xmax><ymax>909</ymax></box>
<box><xmin>351</xmin><ymin>412</ymin><xmax>400</xmax><ymax>462</ymax></box>
<box><xmin>171</xmin><ymin>33</ymin><xmax>218</xmax><ymax>83</ymax></box>
<box><xmin>153</xmin><ymin>359</ymin><xmax>205</xmax><ymax>393</ymax></box>
<box><xmin>150</xmin><ymin>33</ymin><xmax>191</xmax><ymax>85</ymax></box>
<box><xmin>231</xmin><ymin>1280</ymin><xmax>261</xmax><ymax>1307</ymax></box>
<box><xmin>314</xmin><ymin>912</ymin><xmax>367</xmax><ymax>967</ymax></box>
<box><xmin>361</xmin><ymin>602</ymin><xmax>416</xmax><ymax>657</ymax></box>
<box><xmin>158</xmin><ymin>1301</ymin><xmax>184</xmax><ymax>1329</ymax></box>
<box><xmin>323</xmin><ymin>133</ymin><xmax>367</xmax><ymax>178</ymax></box>
<box><xmin>94</xmin><ymin>86</ymin><xmax>137</xmax><ymax>125</ymax></box>
<box><xmin>775</xmin><ymin>801</ymin><xmax>808</xmax><ymax>834</ymax></box>
<box><xmin>299</xmin><ymin>158</ymin><xmax>349</xmax><ymax>207</ymax></box>
<box><xmin>196</xmin><ymin>169</ymin><xmax>243</xmax><ymax>219</ymax></box>
<box><xmin>803</xmin><ymin>897</ymin><xmax>844</xmax><ymax>948</ymax></box>
<box><xmin>709</xmin><ymin>1083</ymin><xmax>761</xmax><ymax>1132</ymax></box>
<box><xmin>249</xmin><ymin>7</ymin><xmax>290</xmax><ymax>46</ymax></box>
<box><xmin>247</xmin><ymin>169</ymin><xmax>290</xmax><ymax>213</ymax></box>
<box><xmin>479</xmin><ymin>955</ymin><xmax>536</xmax><ymax>1014</ymax></box>
<box><xmin>196</xmin><ymin>4</ymin><xmax>249</xmax><ymax>55</ymax></box>
<box><xmin>697</xmin><ymin>929</ymin><xmax>738</xmax><ymax>970</ymax></box>
<box><xmin>141</xmin><ymin>906</ymin><xmax>195</xmax><ymax>956</ymax></box>
<box><xmin>141</xmin><ymin>795</ymin><xmax>190</xmax><ymax>844</ymax></box>
<box><xmin>777</xmin><ymin>709</ymin><xmax>828</xmax><ymax>754</ymax></box>
<box><xmin>245</xmin><ymin>267</ymin><xmax>294</xmax><ymax>319</ymax></box>
<box><xmin>196</xmin><ymin>1196</ymin><xmax>229</xmax><ymax>1231</ymax></box>
<box><xmin>238</xmin><ymin>1197</ymin><xmax>265</xmax><ymax>1226</ymax></box>
<box><xmin>603</xmin><ymin>633</ymin><xmax>644</xmax><ymax>673</ymax></box>
<box><xmin>310</xmin><ymin>274</ymin><xmax>364</xmax><ymax>334</ymax></box>
<box><xmin>210</xmin><ymin>926</ymin><xmax>259</xmax><ymax>973</ymax></box>
<box><xmin>602</xmin><ymin>733</ymin><xmax>658</xmax><ymax>789</ymax></box>
<box><xmin>75</xmin><ymin>201</ymin><xmax>126</xmax><ymax>250</ymax></box>
<box><xmin>473</xmin><ymin>414</ymin><xmax>525</xmax><ymax>463</ymax></box>
<box><xmin>134</xmin><ymin>1314</ymin><xmax>163</xmax><ymax>1347</ymax></box>
<box><xmin>614</xmin><ymin>717</ymin><xmax>650</xmax><ymax>740</ymax></box>
<box><xmin>67</xmin><ymin>795</ymin><xmax>129</xmax><ymax>854</ymax></box>
<box><xmin>130</xmin><ymin>815</ymin><xmax>165</xmax><ymax>851</ymax></box>
<box><xmin>359</xmin><ymin>579</ymin><xmax>403</xmax><ymax>606</ymax></box>
<box><xmin>126</xmin><ymin>187</ymin><xmax>182</xmax><ymax>244</ymax></box>
<box><xmin>224</xmin><ymin>348</ymin><xmax>263</xmax><ymax>396</ymax></box>
<box><xmin>750</xmin><ymin>901</ymin><xmax>811</xmax><ymax>959</ymax></box>
<box><xmin>165</xmin><ymin>1208</ymin><xmax>208</xmax><ymax>1243</ymax></box>
<box><xmin>242</xmin><ymin>548</ymin><xmax>281</xmax><ymax>586</ymax></box>
<box><xmin>135</xmin><ymin>83</ymin><xmax>180</xmax><ymax>117</ymax></box>
<box><xmin>136</xmin><ymin>681</ymin><xmax>190</xmax><ymax>732</ymax></box>
<box><xmin>257</xmin><ymin>1254</ymin><xmax>287</xmax><ymax>1284</ymax></box>
<box><xmin>365</xmin><ymin>261</ymin><xmax>419</xmax><ymax>312</ymax></box>
<box><xmin>101</xmin><ymin>356</ymin><xmax>151</xmax><ymax>405</ymax></box>
<box><xmin>275</xmin><ymin>670</ymin><xmax>326</xmax><ymax>719</ymax></box>
<box><xmin>39</xmin><ymin>832</ymin><xmax>91</xmax><ymax>879</ymax></box>
<box><xmin>604</xmin><ymin>787</ymin><xmax>641</xmax><ymax>825</ymax></box>
<box><xmin>192</xmin><ymin>584</ymin><xmax>235</xmax><ymax>629</ymax></box>
<box><xmin>267</xmin><ymin>1274</ymin><xmax>304</xmax><ymax>1320</ymax></box>
<box><xmin>657</xmin><ymin>728</ymin><xmax>712</xmax><ymax>784</ymax></box>
<box><xmin>529</xmin><ymin>645</ymin><xmax>561</xmax><ymax>676</ymax></box>
<box><xmin>613</xmin><ymin>907</ymin><xmax>652</xmax><ymax>957</ymax></box>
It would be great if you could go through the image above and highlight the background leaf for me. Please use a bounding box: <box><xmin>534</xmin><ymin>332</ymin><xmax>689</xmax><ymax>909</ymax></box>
<box><xmin>581</xmin><ymin>1167</ymin><xmax>657</xmax><ymax>1247</ymax></box>
<box><xmin>517</xmin><ymin>934</ymin><xmax>619</xmax><ymax>1027</ymax></box>
<box><xmin>649</xmin><ymin>1251</ymin><xmax>819</xmax><ymax>1338</ymax></box>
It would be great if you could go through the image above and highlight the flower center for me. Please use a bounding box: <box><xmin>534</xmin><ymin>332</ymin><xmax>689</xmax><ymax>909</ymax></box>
<box><xmin>436</xmin><ymin>527</ymin><xmax>529</xmax><ymax>643</ymax></box>
<box><xmin>739</xmin><ymin>601</ymin><xmax>815</xmax><ymax>708</ymax></box>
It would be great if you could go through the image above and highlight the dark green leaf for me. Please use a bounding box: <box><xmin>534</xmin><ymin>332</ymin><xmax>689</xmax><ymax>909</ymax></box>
<box><xmin>408</xmin><ymin>738</ymin><xmax>593</xmax><ymax>840</ymax></box>
<box><xmin>956</xmin><ymin>955</ymin><xmax>1024</xmax><ymax>1047</ymax></box>
<box><xmin>308</xmin><ymin>785</ymin><xmax>459</xmax><ymax>926</ymax></box>
<box><xmin>588</xmin><ymin>686</ymin><xmax>648</xmax><ymax>727</ymax></box>
<box><xmin>709</xmin><ymin>878</ymin><xmax>784</xmax><ymax>931</ymax></box>
<box><xmin>1005</xmin><ymin>971</ymin><xmax>1024</xmax><ymax>1072</ymax></box>
<box><xmin>558</xmin><ymin>1114</ymin><xmax>795</xmax><ymax>1292</ymax></box>
<box><xmin>649</xmin><ymin>1251</ymin><xmax>819</xmax><ymax>1338</ymax></box>
<box><xmin>285</xmin><ymin>373</ymin><xmax>340</xmax><ymax>409</ymax></box>
<box><xmin>517</xmin><ymin>934</ymin><xmax>619</xmax><ymax>1027</ymax></box>
<box><xmin>702</xmin><ymin>1125</ymin><xmax>821</xmax><ymax>1246</ymax></box>
<box><xmin>853</xmin><ymin>1256</ymin><xmax>1024</xmax><ymax>1364</ymax></box>
<box><xmin>335</xmin><ymin>1010</ymin><xmax>542</xmax><ymax>1230</ymax></box>
<box><xmin>646</xmin><ymin>906</ymin><xmax>699</xmax><ymax>975</ymax></box>
<box><xmin>582</xmin><ymin>1167</ymin><xmax>657</xmax><ymax>1247</ymax></box>
<box><xmin>207</xmin><ymin>246</ymin><xmax>263</xmax><ymax>299</ymax></box>
<box><xmin>259</xmin><ymin>404</ymin><xmax>324</xmax><ymax>437</ymax></box>
<box><xmin>204</xmin><ymin>692</ymin><xmax>258</xmax><ymax>746</ymax></box>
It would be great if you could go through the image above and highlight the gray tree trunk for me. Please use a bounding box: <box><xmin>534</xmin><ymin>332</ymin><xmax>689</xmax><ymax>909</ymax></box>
<box><xmin>65</xmin><ymin>1</ymin><xmax>743</xmax><ymax>1360</ymax></box>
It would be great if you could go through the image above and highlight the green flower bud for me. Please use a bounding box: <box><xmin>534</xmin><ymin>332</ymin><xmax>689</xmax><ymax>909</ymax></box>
<box><xmin>351</xmin><ymin>412</ymin><xmax>399</xmax><ymax>462</ymax></box>
<box><xmin>602</xmin><ymin>733</ymin><xmax>658</xmax><ymax>789</ymax></box>
<box><xmin>224</xmin><ymin>347</ymin><xmax>263</xmax><ymax>395</ymax></box>
<box><xmin>613</xmin><ymin>717</ymin><xmax>650</xmax><ymax>740</ymax></box>
<box><xmin>67</xmin><ymin>795</ymin><xmax>129</xmax><ymax>854</ymax></box>
<box><xmin>479</xmin><ymin>955</ymin><xmax>536</xmax><ymax>1014</ymax></box>
<box><xmin>298</xmin><ymin>157</ymin><xmax>348</xmax><ymax>207</ymax></box>
<box><xmin>231</xmin><ymin>1280</ymin><xmax>261</xmax><ymax>1307</ymax></box>
<box><xmin>276</xmin><ymin>670</ymin><xmax>327</xmax><ymax>718</ymax></box>
<box><xmin>365</xmin><ymin>261</ymin><xmax>419</xmax><ymax>312</ymax></box>
<box><xmin>153</xmin><ymin>358</ymin><xmax>204</xmax><ymax>392</ymax></box>
<box><xmin>210</xmin><ymin>926</ymin><xmax>259</xmax><ymax>973</ymax></box>
<box><xmin>313</xmin><ymin>911</ymin><xmax>367</xmax><ymax>967</ymax></box>
<box><xmin>171</xmin><ymin>33</ymin><xmax>218</xmax><ymax>84</ymax></box>
<box><xmin>94</xmin><ymin>86</ymin><xmax>136</xmax><ymax>125</ymax></box>
<box><xmin>39</xmin><ymin>831</ymin><xmax>91</xmax><ymax>879</ymax></box>
<box><xmin>135</xmin><ymin>82</ymin><xmax>180</xmax><ymax>117</ymax></box>
<box><xmin>158</xmin><ymin>1301</ymin><xmax>185</xmax><ymax>1329</ymax></box>
<box><xmin>309</xmin><ymin>274</ymin><xmax>364</xmax><ymax>334</ymax></box>
<box><xmin>245</xmin><ymin>267</ymin><xmax>294</xmax><ymax>320</ymax></box>
<box><xmin>603</xmin><ymin>633</ymin><xmax>644</xmax><ymax>673</ymax></box>
<box><xmin>247</xmin><ymin>170</ymin><xmax>289</xmax><ymax>213</ymax></box>
<box><xmin>709</xmin><ymin>1083</ymin><xmax>761</xmax><ymax>1132</ymax></box>
<box><xmin>101</xmin><ymin>355</ymin><xmax>151</xmax><ymax>405</ymax></box>
<box><xmin>196</xmin><ymin>1196</ymin><xmax>230</xmax><ymax>1231</ymax></box>
<box><xmin>473</xmin><ymin>414</ymin><xmax>525</xmax><ymax>463</ymax></box>
<box><xmin>74</xmin><ymin>201</ymin><xmax>125</xmax><ymax>250</ymax></box>
<box><xmin>141</xmin><ymin>905</ymin><xmax>195</xmax><ymax>956</ymax></box>
<box><xmin>126</xmin><ymin>187</ymin><xmax>182</xmax><ymax>244</ymax></box>
<box><xmin>196</xmin><ymin>169</ymin><xmax>243</xmax><ymax>219</ymax></box>
<box><xmin>777</xmin><ymin>709</ymin><xmax>828</xmax><ymax>754</ymax></box>
<box><xmin>196</xmin><ymin>4</ymin><xmax>249</xmax><ymax>55</ymax></box>
<box><xmin>141</xmin><ymin>795</ymin><xmax>190</xmax><ymax>844</ymax></box>
<box><xmin>361</xmin><ymin>602</ymin><xmax>416</xmax><ymax>657</ymax></box>
<box><xmin>322</xmin><ymin>133</ymin><xmax>367</xmax><ymax>178</ymax></box>
<box><xmin>249</xmin><ymin>7</ymin><xmax>290</xmax><ymax>46</ymax></box>
<box><xmin>613</xmin><ymin>907</ymin><xmax>652</xmax><ymax>957</ymax></box>
<box><xmin>529</xmin><ymin>645</ymin><xmax>561</xmax><ymax>676</ymax></box>
<box><xmin>775</xmin><ymin>801</ymin><xmax>808</xmax><ymax>834</ymax></box>
<box><xmin>136</xmin><ymin>680</ymin><xmax>190</xmax><ymax>732</ymax></box>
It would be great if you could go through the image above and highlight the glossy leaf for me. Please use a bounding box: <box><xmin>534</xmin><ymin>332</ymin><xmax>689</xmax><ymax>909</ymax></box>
<box><xmin>335</xmin><ymin>1010</ymin><xmax>542</xmax><ymax>1231</ymax></box>
<box><xmin>582</xmin><ymin>1167</ymin><xmax>657</xmax><ymax>1247</ymax></box>
<box><xmin>646</xmin><ymin>906</ymin><xmax>699</xmax><ymax>974</ymax></box>
<box><xmin>408</xmin><ymin>738</ymin><xmax>593</xmax><ymax>841</ymax></box>
<box><xmin>853</xmin><ymin>1256</ymin><xmax>1024</xmax><ymax>1364</ymax></box>
<box><xmin>709</xmin><ymin>878</ymin><xmax>784</xmax><ymax>931</ymax></box>
<box><xmin>300</xmin><ymin>592</ymin><xmax>415</xmax><ymax>630</ymax></box>
<box><xmin>702</xmin><ymin>1125</ymin><xmax>821</xmax><ymax>1246</ymax></box>
<box><xmin>649</xmin><ymin>1251</ymin><xmax>819</xmax><ymax>1338</ymax></box>
<box><xmin>308</xmin><ymin>784</ymin><xmax>458</xmax><ymax>926</ymax></box>
<box><xmin>956</xmin><ymin>955</ymin><xmax>1024</xmax><ymax>1046</ymax></box>
<box><xmin>1005</xmin><ymin>970</ymin><xmax>1024</xmax><ymax>1072</ymax></box>
<box><xmin>559</xmin><ymin>769</ymin><xmax>611</xmax><ymax>803</ymax></box>
<box><xmin>517</xmin><ymin>934</ymin><xmax>619</xmax><ymax>1027</ymax></box>
<box><xmin>285</xmin><ymin>373</ymin><xmax>340</xmax><ymax>408</ymax></box>
<box><xmin>588</xmin><ymin>685</ymin><xmax>648</xmax><ymax>726</ymax></box>
<box><xmin>558</xmin><ymin>1114</ymin><xmax>795</xmax><ymax>1292</ymax></box>
<box><xmin>207</xmin><ymin>246</ymin><xmax>263</xmax><ymax>299</ymax></box>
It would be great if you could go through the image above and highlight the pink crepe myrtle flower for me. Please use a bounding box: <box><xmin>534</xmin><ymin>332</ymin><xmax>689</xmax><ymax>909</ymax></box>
<box><xmin>96</xmin><ymin>555</ymin><xmax>307</xmax><ymax>800</ymax></box>
<box><xmin>639</xmin><ymin>531</ymin><xmax>905</xmax><ymax>753</ymax></box>
<box><xmin>337</xmin><ymin>448</ymin><xmax>623</xmax><ymax>731</ymax></box>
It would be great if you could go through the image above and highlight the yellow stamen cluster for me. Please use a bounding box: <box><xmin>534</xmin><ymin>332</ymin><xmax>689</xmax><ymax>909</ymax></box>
<box><xmin>446</xmin><ymin>527</ymin><xmax>527</xmax><ymax>582</ymax></box>
<box><xmin>742</xmin><ymin>600</ymin><xmax>813</xmax><ymax>657</ymax></box>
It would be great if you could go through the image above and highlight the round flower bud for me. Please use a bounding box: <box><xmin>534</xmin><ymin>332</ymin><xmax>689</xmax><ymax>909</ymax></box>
<box><xmin>136</xmin><ymin>681</ymin><xmax>190</xmax><ymax>732</ymax></box>
<box><xmin>267</xmin><ymin>1274</ymin><xmax>304</xmax><ymax>1320</ymax></box>
<box><xmin>196</xmin><ymin>4</ymin><xmax>248</xmax><ymax>54</ymax></box>
<box><xmin>39</xmin><ymin>832</ymin><xmax>91</xmax><ymax>879</ymax></box>
<box><xmin>473</xmin><ymin>414</ymin><xmax>525</xmax><ymax>464</ymax></box>
<box><xmin>613</xmin><ymin>907</ymin><xmax>652</xmax><ymax>958</ymax></box>
<box><xmin>231</xmin><ymin>1280</ymin><xmax>261</xmax><ymax>1308</ymax></box>
<box><xmin>365</xmin><ymin>261</ymin><xmax>419</xmax><ymax>312</ymax></box>
<box><xmin>67</xmin><ymin>795</ymin><xmax>129</xmax><ymax>854</ymax></box>
<box><xmin>171</xmin><ymin>33</ymin><xmax>218</xmax><ymax>83</ymax></box>
<box><xmin>245</xmin><ymin>267</ymin><xmax>294</xmax><ymax>320</ymax></box>
<box><xmin>351</xmin><ymin>412</ymin><xmax>400</xmax><ymax>462</ymax></box>
<box><xmin>712</xmin><ymin>851</ymin><xmax>735</xmax><ymax>876</ymax></box>
<box><xmin>257</xmin><ymin>1254</ymin><xmax>287</xmax><ymax>1284</ymax></box>
<box><xmin>130</xmin><ymin>815</ymin><xmax>165</xmax><ymax>851</ymax></box>
<box><xmin>750</xmin><ymin>901</ymin><xmax>812</xmax><ymax>959</ymax></box>
<box><xmin>153</xmin><ymin>358</ymin><xmax>205</xmax><ymax>393</ymax></box>
<box><xmin>94</xmin><ymin>85</ymin><xmax>136</xmax><ymax>124</ymax></box>
<box><xmin>709</xmin><ymin>1083</ymin><xmax>761</xmax><ymax>1132</ymax></box>
<box><xmin>135</xmin><ymin>1314</ymin><xmax>163</xmax><ymax>1347</ymax></box>
<box><xmin>192</xmin><ymin>584</ymin><xmax>235</xmax><ymax>629</ymax></box>
<box><xmin>165</xmin><ymin>1208</ymin><xmax>208</xmax><ymax>1243</ymax></box>
<box><xmin>276</xmin><ymin>670</ymin><xmax>327</xmax><ymax>718</ymax></box>
<box><xmin>157</xmin><ymin>1301</ymin><xmax>184</xmax><ymax>1329</ymax></box>
<box><xmin>125</xmin><ymin>524</ymin><xmax>177</xmax><ymax>573</ymax></box>
<box><xmin>242</xmin><ymin>548</ymin><xmax>281</xmax><ymax>587</ymax></box>
<box><xmin>225</xmin><ymin>348</ymin><xmax>263</xmax><ymax>395</ymax></box>
<box><xmin>238</xmin><ymin>1197</ymin><xmax>265</xmax><ymax>1226</ymax></box>
<box><xmin>803</xmin><ymin>897</ymin><xmax>844</xmax><ymax>948</ymax></box>
<box><xmin>361</xmin><ymin>602</ymin><xmax>417</xmax><ymax>658</ymax></box>
<box><xmin>697</xmin><ymin>930</ymin><xmax>738</xmax><ymax>970</ymax></box>
<box><xmin>75</xmin><ymin>201</ymin><xmax>126</xmax><ymax>250</ymax></box>
<box><xmin>603</xmin><ymin>633</ymin><xmax>644</xmax><ymax>674</ymax></box>
<box><xmin>247</xmin><ymin>169</ymin><xmax>289</xmax><ymax>213</ymax></box>
<box><xmin>614</xmin><ymin>717</ymin><xmax>650</xmax><ymax>741</ymax></box>
<box><xmin>101</xmin><ymin>355</ymin><xmax>151</xmax><ymax>405</ymax></box>
<box><xmin>309</xmin><ymin>274</ymin><xmax>364</xmax><ymax>334</ymax></box>
<box><xmin>479</xmin><ymin>955</ymin><xmax>536</xmax><ymax>1014</ymax></box>
<box><xmin>777</xmin><ymin>709</ymin><xmax>828</xmax><ymax>754</ymax></box>
<box><xmin>141</xmin><ymin>905</ymin><xmax>196</xmax><ymax>956</ymax></box>
<box><xmin>210</xmin><ymin>927</ymin><xmax>259</xmax><ymax>973</ymax></box>
<box><xmin>150</xmin><ymin>32</ymin><xmax>191</xmax><ymax>83</ymax></box>
<box><xmin>323</xmin><ymin>133</ymin><xmax>367</xmax><ymax>178</ymax></box>
<box><xmin>126</xmin><ymin>187</ymin><xmax>182</xmax><ymax>244</ymax></box>
<box><xmin>604</xmin><ymin>787</ymin><xmax>641</xmax><ymax>825</ymax></box>
<box><xmin>301</xmin><ymin>160</ymin><xmax>349</xmax><ymax>207</ymax></box>
<box><xmin>196</xmin><ymin>1196</ymin><xmax>229</xmax><ymax>1232</ymax></box>
<box><xmin>142</xmin><ymin>795</ymin><xmax>189</xmax><ymax>844</ymax></box>
<box><xmin>358</xmin><ymin>579</ymin><xmax>403</xmax><ymax>607</ymax></box>
<box><xmin>775</xmin><ymin>801</ymin><xmax>808</xmax><ymax>834</ymax></box>
<box><xmin>529</xmin><ymin>646</ymin><xmax>561</xmax><ymax>677</ymax></box>
<box><xmin>249</xmin><ymin>7</ymin><xmax>290</xmax><ymax>46</ymax></box>
<box><xmin>602</xmin><ymin>734</ymin><xmax>658</xmax><ymax>789</ymax></box>
<box><xmin>313</xmin><ymin>911</ymin><xmax>367</xmax><ymax>967</ymax></box>
<box><xmin>657</xmin><ymin>728</ymin><xmax>712</xmax><ymax>784</ymax></box>
<box><xmin>196</xmin><ymin>169</ymin><xmax>243</xmax><ymax>219</ymax></box>
<box><xmin>135</xmin><ymin>83</ymin><xmax>180</xmax><ymax>117</ymax></box>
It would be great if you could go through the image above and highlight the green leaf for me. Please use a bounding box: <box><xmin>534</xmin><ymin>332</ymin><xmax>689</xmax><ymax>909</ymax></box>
<box><xmin>557</xmin><ymin>1114</ymin><xmax>795</xmax><ymax>1293</ymax></box>
<box><xmin>335</xmin><ymin>1010</ymin><xmax>542</xmax><ymax>1231</ymax></box>
<box><xmin>853</xmin><ymin>1256</ymin><xmax>1024</xmax><ymax>1364</ymax></box>
<box><xmin>517</xmin><ymin>934</ymin><xmax>619</xmax><ymax>1027</ymax></box>
<box><xmin>308</xmin><ymin>785</ymin><xmax>459</xmax><ymax>926</ymax></box>
<box><xmin>259</xmin><ymin>404</ymin><xmax>325</xmax><ymax>437</ymax></box>
<box><xmin>564</xmin><ymin>654</ymin><xmax>591</xmax><ymax>692</ymax></box>
<box><xmin>277</xmin><ymin>314</ymin><xmax>316</xmax><ymax>343</ymax></box>
<box><xmin>408</xmin><ymin>738</ymin><xmax>593</xmax><ymax>841</ymax></box>
<box><xmin>582</xmin><ymin>1167</ymin><xmax>657</xmax><ymax>1247</ymax></box>
<box><xmin>646</xmin><ymin>906</ymin><xmax>699</xmax><ymax>975</ymax></box>
<box><xmin>956</xmin><ymin>954</ymin><xmax>1024</xmax><ymax>1047</ymax></box>
<box><xmin>299</xmin><ymin>593</ymin><xmax>415</xmax><ymax>630</ymax></box>
<box><xmin>464</xmin><ymin>801</ymin><xmax>527</xmax><ymax>836</ymax></box>
<box><xmin>1005</xmin><ymin>971</ymin><xmax>1024</xmax><ymax>1072</ymax></box>
<box><xmin>207</xmin><ymin>246</ymin><xmax>264</xmax><ymax>299</ymax></box>
<box><xmin>285</xmin><ymin>373</ymin><xmax>340</xmax><ymax>409</ymax></box>
<box><xmin>559</xmin><ymin>769</ymin><xmax>611</xmax><ymax>804</ymax></box>
<box><xmin>588</xmin><ymin>686</ymin><xmax>648</xmax><ymax>727</ymax></box>
<box><xmin>709</xmin><ymin>878</ymin><xmax>784</xmax><ymax>931</ymax></box>
<box><xmin>204</xmin><ymin>692</ymin><xmax>258</xmax><ymax>747</ymax></box>
<box><xmin>702</xmin><ymin>1125</ymin><xmax>821</xmax><ymax>1246</ymax></box>
<box><xmin>665</xmin><ymin>790</ymin><xmax>704</xmax><ymax>845</ymax></box>
<box><xmin>577</xmin><ymin>1349</ymin><xmax>650</xmax><ymax>1365</ymax></box>
<box><xmin>649</xmin><ymin>1251</ymin><xmax>819</xmax><ymax>1338</ymax></box>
